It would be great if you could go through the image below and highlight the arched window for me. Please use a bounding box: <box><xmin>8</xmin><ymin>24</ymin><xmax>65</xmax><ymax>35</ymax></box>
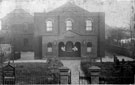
<box><xmin>46</xmin><ymin>20</ymin><xmax>53</xmax><ymax>31</ymax></box>
<box><xmin>86</xmin><ymin>20</ymin><xmax>92</xmax><ymax>31</ymax></box>
<box><xmin>59</xmin><ymin>42</ymin><xmax>65</xmax><ymax>52</ymax></box>
<box><xmin>47</xmin><ymin>42</ymin><xmax>52</xmax><ymax>52</ymax></box>
<box><xmin>66</xmin><ymin>19</ymin><xmax>72</xmax><ymax>31</ymax></box>
<box><xmin>66</xmin><ymin>41</ymin><xmax>73</xmax><ymax>52</ymax></box>
<box><xmin>87</xmin><ymin>42</ymin><xmax>92</xmax><ymax>52</ymax></box>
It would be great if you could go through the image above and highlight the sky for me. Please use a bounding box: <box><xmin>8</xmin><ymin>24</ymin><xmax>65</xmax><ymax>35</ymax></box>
<box><xmin>0</xmin><ymin>0</ymin><xmax>133</xmax><ymax>30</ymax></box>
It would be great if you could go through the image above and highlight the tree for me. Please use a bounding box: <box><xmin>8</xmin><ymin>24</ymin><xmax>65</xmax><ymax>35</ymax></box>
<box><xmin>107</xmin><ymin>28</ymin><xmax>129</xmax><ymax>44</ymax></box>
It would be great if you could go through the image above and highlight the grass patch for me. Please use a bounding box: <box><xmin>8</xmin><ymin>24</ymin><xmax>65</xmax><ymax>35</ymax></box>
<box><xmin>2</xmin><ymin>58</ymin><xmax>63</xmax><ymax>84</ymax></box>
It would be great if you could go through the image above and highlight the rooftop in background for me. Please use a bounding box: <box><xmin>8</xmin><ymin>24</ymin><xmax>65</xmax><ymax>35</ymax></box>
<box><xmin>0</xmin><ymin>0</ymin><xmax>132</xmax><ymax>28</ymax></box>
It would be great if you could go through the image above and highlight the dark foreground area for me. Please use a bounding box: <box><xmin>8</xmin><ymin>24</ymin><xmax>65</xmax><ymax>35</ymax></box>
<box><xmin>0</xmin><ymin>58</ymin><xmax>135</xmax><ymax>84</ymax></box>
<box><xmin>0</xmin><ymin>58</ymin><xmax>63</xmax><ymax>84</ymax></box>
<box><xmin>81</xmin><ymin>60</ymin><xmax>135</xmax><ymax>84</ymax></box>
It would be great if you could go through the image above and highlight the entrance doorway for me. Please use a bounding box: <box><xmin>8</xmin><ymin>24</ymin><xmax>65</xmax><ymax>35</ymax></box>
<box><xmin>74</xmin><ymin>42</ymin><xmax>81</xmax><ymax>57</ymax></box>
<box><xmin>59</xmin><ymin>42</ymin><xmax>65</xmax><ymax>57</ymax></box>
<box><xmin>58</xmin><ymin>41</ymin><xmax>81</xmax><ymax>57</ymax></box>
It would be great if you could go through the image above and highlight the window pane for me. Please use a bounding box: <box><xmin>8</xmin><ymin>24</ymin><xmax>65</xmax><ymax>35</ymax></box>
<box><xmin>87</xmin><ymin>47</ymin><xmax>92</xmax><ymax>52</ymax></box>
<box><xmin>86</xmin><ymin>20</ymin><xmax>92</xmax><ymax>26</ymax></box>
<box><xmin>46</xmin><ymin>21</ymin><xmax>53</xmax><ymax>31</ymax></box>
<box><xmin>48</xmin><ymin>47</ymin><xmax>52</xmax><ymax>52</ymax></box>
<box><xmin>66</xmin><ymin>21</ymin><xmax>72</xmax><ymax>26</ymax></box>
<box><xmin>86</xmin><ymin>20</ymin><xmax>92</xmax><ymax>31</ymax></box>
<box><xmin>47</xmin><ymin>43</ymin><xmax>52</xmax><ymax>52</ymax></box>
<box><xmin>66</xmin><ymin>20</ymin><xmax>72</xmax><ymax>30</ymax></box>
<box><xmin>47</xmin><ymin>21</ymin><xmax>52</xmax><ymax>27</ymax></box>
<box><xmin>87</xmin><ymin>42</ymin><xmax>92</xmax><ymax>52</ymax></box>
<box><xmin>67</xmin><ymin>27</ymin><xmax>71</xmax><ymax>31</ymax></box>
<box><xmin>86</xmin><ymin>27</ymin><xmax>92</xmax><ymax>31</ymax></box>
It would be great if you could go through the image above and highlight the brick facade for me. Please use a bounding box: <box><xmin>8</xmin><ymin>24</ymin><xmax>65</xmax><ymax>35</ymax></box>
<box><xmin>34</xmin><ymin>2</ymin><xmax>105</xmax><ymax>59</ymax></box>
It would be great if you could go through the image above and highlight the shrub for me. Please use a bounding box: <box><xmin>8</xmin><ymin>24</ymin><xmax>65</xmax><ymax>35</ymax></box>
<box><xmin>11</xmin><ymin>58</ymin><xmax>63</xmax><ymax>84</ymax></box>
<box><xmin>81</xmin><ymin>61</ymin><xmax>134</xmax><ymax>84</ymax></box>
<box><xmin>10</xmin><ymin>52</ymin><xmax>21</xmax><ymax>60</ymax></box>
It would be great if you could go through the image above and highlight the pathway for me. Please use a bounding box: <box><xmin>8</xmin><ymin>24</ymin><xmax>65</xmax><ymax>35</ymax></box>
<box><xmin>61</xmin><ymin>60</ymin><xmax>81</xmax><ymax>84</ymax></box>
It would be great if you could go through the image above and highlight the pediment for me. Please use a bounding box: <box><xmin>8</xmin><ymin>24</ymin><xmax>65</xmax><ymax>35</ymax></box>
<box><xmin>47</xmin><ymin>2</ymin><xmax>91</xmax><ymax>15</ymax></box>
<box><xmin>63</xmin><ymin>31</ymin><xmax>79</xmax><ymax>37</ymax></box>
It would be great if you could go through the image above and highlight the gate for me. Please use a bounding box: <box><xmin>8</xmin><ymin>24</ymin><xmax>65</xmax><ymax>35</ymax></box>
<box><xmin>59</xmin><ymin>67</ymin><xmax>71</xmax><ymax>84</ymax></box>
<box><xmin>79</xmin><ymin>71</ymin><xmax>90</xmax><ymax>84</ymax></box>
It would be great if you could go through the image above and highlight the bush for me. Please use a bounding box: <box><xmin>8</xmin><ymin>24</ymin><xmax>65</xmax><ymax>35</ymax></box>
<box><xmin>46</xmin><ymin>57</ymin><xmax>63</xmax><ymax>84</ymax></box>
<box><xmin>10</xmin><ymin>52</ymin><xmax>21</xmax><ymax>60</ymax></box>
<box><xmin>12</xmin><ymin>58</ymin><xmax>63</xmax><ymax>84</ymax></box>
<box><xmin>81</xmin><ymin>61</ymin><xmax>134</xmax><ymax>84</ymax></box>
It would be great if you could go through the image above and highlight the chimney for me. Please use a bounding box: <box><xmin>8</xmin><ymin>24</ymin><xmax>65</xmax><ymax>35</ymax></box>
<box><xmin>15</xmin><ymin>0</ymin><xmax>22</xmax><ymax>9</ymax></box>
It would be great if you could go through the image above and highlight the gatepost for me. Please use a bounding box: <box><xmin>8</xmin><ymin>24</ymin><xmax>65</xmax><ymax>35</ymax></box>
<box><xmin>2</xmin><ymin>62</ymin><xmax>15</xmax><ymax>84</ymax></box>
<box><xmin>59</xmin><ymin>66</ymin><xmax>71</xmax><ymax>84</ymax></box>
<box><xmin>134</xmin><ymin>74</ymin><xmax>135</xmax><ymax>84</ymax></box>
<box><xmin>89</xmin><ymin>66</ymin><xmax>101</xmax><ymax>84</ymax></box>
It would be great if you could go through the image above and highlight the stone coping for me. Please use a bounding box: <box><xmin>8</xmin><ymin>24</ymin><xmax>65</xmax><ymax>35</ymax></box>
<box><xmin>4</xmin><ymin>60</ymin><xmax>47</xmax><ymax>63</ymax></box>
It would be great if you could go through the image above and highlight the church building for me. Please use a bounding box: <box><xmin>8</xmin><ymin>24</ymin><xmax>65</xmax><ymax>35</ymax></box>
<box><xmin>34</xmin><ymin>2</ymin><xmax>105</xmax><ymax>59</ymax></box>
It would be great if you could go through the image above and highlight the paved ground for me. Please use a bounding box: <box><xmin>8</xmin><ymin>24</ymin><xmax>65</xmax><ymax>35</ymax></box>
<box><xmin>61</xmin><ymin>60</ymin><xmax>81</xmax><ymax>84</ymax></box>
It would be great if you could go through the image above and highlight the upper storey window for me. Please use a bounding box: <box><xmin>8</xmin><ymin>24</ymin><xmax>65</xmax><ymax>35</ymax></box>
<box><xmin>86</xmin><ymin>20</ymin><xmax>92</xmax><ymax>31</ymax></box>
<box><xmin>66</xmin><ymin>19</ymin><xmax>73</xmax><ymax>31</ymax></box>
<box><xmin>46</xmin><ymin>20</ymin><xmax>53</xmax><ymax>31</ymax></box>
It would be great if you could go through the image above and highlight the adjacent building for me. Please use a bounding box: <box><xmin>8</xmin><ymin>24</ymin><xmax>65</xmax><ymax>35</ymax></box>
<box><xmin>1</xmin><ymin>8</ymin><xmax>34</xmax><ymax>52</ymax></box>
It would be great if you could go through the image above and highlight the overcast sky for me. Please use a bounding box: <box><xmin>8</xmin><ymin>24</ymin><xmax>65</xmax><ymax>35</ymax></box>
<box><xmin>0</xmin><ymin>0</ymin><xmax>133</xmax><ymax>29</ymax></box>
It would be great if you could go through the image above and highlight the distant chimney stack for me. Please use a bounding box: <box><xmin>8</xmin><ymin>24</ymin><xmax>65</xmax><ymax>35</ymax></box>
<box><xmin>15</xmin><ymin>0</ymin><xmax>22</xmax><ymax>9</ymax></box>
<box><xmin>68</xmin><ymin>0</ymin><xmax>75</xmax><ymax>4</ymax></box>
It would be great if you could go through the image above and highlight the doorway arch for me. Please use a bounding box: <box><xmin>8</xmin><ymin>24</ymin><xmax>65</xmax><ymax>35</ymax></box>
<box><xmin>58</xmin><ymin>42</ymin><xmax>65</xmax><ymax>57</ymax></box>
<box><xmin>58</xmin><ymin>41</ymin><xmax>81</xmax><ymax>57</ymax></box>
<box><xmin>66</xmin><ymin>41</ymin><xmax>74</xmax><ymax>57</ymax></box>
<box><xmin>74</xmin><ymin>42</ymin><xmax>81</xmax><ymax>57</ymax></box>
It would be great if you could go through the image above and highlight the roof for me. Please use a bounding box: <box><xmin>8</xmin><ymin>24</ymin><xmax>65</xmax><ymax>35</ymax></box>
<box><xmin>11</xmin><ymin>8</ymin><xmax>29</xmax><ymax>14</ymax></box>
<box><xmin>1</xmin><ymin>8</ymin><xmax>33</xmax><ymax>25</ymax></box>
<box><xmin>46</xmin><ymin>2</ymin><xmax>97</xmax><ymax>16</ymax></box>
